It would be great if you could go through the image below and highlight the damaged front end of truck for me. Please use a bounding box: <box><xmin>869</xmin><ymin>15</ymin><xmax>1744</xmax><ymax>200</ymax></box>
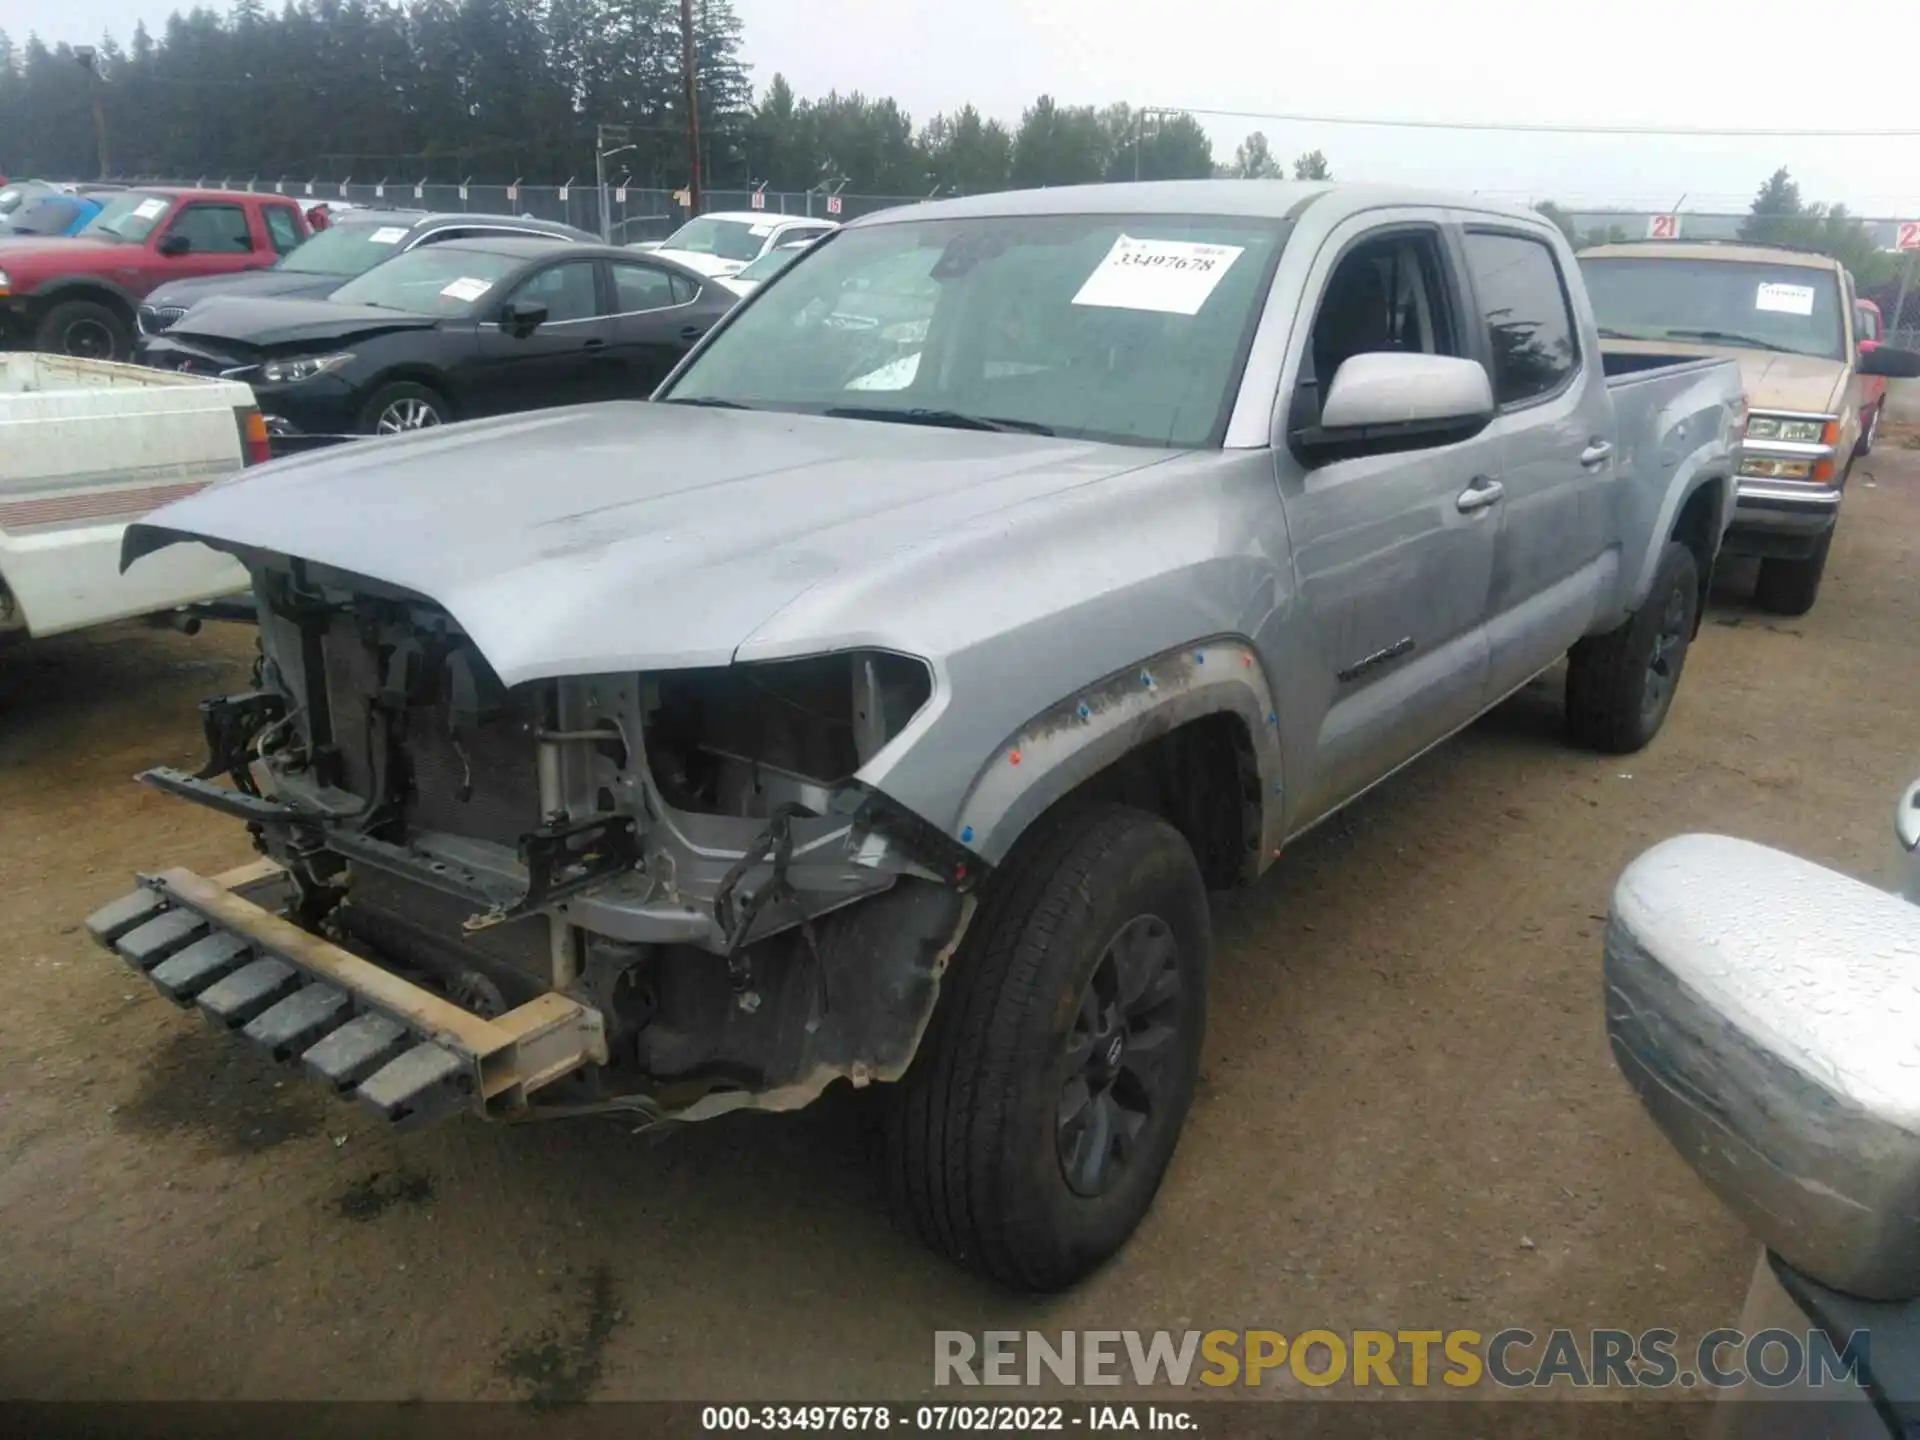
<box><xmin>90</xmin><ymin>549</ymin><xmax>981</xmax><ymax>1131</ymax></box>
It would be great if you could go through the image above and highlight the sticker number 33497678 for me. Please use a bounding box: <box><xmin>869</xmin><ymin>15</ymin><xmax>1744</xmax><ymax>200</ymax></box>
<box><xmin>1073</xmin><ymin>235</ymin><xmax>1246</xmax><ymax>315</ymax></box>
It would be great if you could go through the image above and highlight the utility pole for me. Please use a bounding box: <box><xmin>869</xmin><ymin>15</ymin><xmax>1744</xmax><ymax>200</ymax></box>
<box><xmin>596</xmin><ymin>124</ymin><xmax>633</xmax><ymax>243</ymax></box>
<box><xmin>74</xmin><ymin>46</ymin><xmax>109</xmax><ymax>179</ymax></box>
<box><xmin>679</xmin><ymin>0</ymin><xmax>703</xmax><ymax>217</ymax></box>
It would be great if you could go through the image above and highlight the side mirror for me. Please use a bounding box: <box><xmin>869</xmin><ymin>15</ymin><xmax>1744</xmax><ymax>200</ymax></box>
<box><xmin>1606</xmin><ymin>832</ymin><xmax>1920</xmax><ymax>1301</ymax></box>
<box><xmin>1292</xmin><ymin>352</ymin><xmax>1495</xmax><ymax>463</ymax></box>
<box><xmin>501</xmin><ymin>300</ymin><xmax>548</xmax><ymax>338</ymax></box>
<box><xmin>156</xmin><ymin>233</ymin><xmax>190</xmax><ymax>257</ymax></box>
<box><xmin>1858</xmin><ymin>343</ymin><xmax>1920</xmax><ymax>379</ymax></box>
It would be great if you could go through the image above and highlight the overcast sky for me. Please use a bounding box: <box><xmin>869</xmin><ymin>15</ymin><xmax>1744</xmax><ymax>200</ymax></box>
<box><xmin>14</xmin><ymin>0</ymin><xmax>1920</xmax><ymax>216</ymax></box>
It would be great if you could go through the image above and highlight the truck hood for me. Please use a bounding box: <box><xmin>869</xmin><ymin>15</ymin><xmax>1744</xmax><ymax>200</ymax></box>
<box><xmin>650</xmin><ymin>248</ymin><xmax>746</xmax><ymax>278</ymax></box>
<box><xmin>128</xmin><ymin>403</ymin><xmax>1173</xmax><ymax>685</ymax></box>
<box><xmin>1608</xmin><ymin>339</ymin><xmax>1848</xmax><ymax>415</ymax></box>
<box><xmin>0</xmin><ymin>235</ymin><xmax>134</xmax><ymax>280</ymax></box>
<box><xmin>146</xmin><ymin>269</ymin><xmax>345</xmax><ymax>311</ymax></box>
<box><xmin>166</xmin><ymin>295</ymin><xmax>440</xmax><ymax>349</ymax></box>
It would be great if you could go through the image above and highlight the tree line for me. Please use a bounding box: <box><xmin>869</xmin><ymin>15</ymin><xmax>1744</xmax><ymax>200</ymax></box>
<box><xmin>1537</xmin><ymin>167</ymin><xmax>1906</xmax><ymax>303</ymax></box>
<box><xmin>0</xmin><ymin>0</ymin><xmax>1338</xmax><ymax>194</ymax></box>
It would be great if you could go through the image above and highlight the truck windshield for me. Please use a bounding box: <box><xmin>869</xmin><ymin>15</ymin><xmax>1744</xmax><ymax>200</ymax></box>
<box><xmin>663</xmin><ymin>214</ymin><xmax>1289</xmax><ymax>448</ymax></box>
<box><xmin>1579</xmin><ymin>256</ymin><xmax>1845</xmax><ymax>361</ymax></box>
<box><xmin>80</xmin><ymin>192</ymin><xmax>173</xmax><ymax>244</ymax></box>
<box><xmin>276</xmin><ymin>221</ymin><xmax>418</xmax><ymax>276</ymax></box>
<box><xmin>328</xmin><ymin>246</ymin><xmax>522</xmax><ymax>315</ymax></box>
<box><xmin>658</xmin><ymin>216</ymin><xmax>768</xmax><ymax>262</ymax></box>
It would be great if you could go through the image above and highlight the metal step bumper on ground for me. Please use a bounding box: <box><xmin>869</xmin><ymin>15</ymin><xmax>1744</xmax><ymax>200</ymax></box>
<box><xmin>87</xmin><ymin>861</ymin><xmax>607</xmax><ymax>1128</ymax></box>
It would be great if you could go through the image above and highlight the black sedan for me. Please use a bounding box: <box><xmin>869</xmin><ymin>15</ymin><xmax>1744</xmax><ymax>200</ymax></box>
<box><xmin>137</xmin><ymin>236</ymin><xmax>732</xmax><ymax>438</ymax></box>
<box><xmin>137</xmin><ymin>208</ymin><xmax>598</xmax><ymax>336</ymax></box>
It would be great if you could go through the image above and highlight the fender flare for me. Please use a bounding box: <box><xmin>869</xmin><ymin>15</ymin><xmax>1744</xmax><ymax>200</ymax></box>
<box><xmin>21</xmin><ymin>274</ymin><xmax>142</xmax><ymax>322</ymax></box>
<box><xmin>1634</xmin><ymin>463</ymin><xmax>1733</xmax><ymax>610</ymax></box>
<box><xmin>952</xmin><ymin>638</ymin><xmax>1286</xmax><ymax>881</ymax></box>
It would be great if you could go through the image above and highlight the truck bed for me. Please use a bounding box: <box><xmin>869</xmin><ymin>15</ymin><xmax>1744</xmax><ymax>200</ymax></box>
<box><xmin>0</xmin><ymin>354</ymin><xmax>256</xmax><ymax>638</ymax></box>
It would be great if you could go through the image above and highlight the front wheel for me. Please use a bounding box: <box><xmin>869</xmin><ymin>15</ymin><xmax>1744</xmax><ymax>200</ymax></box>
<box><xmin>34</xmin><ymin>299</ymin><xmax>132</xmax><ymax>362</ymax></box>
<box><xmin>885</xmin><ymin>804</ymin><xmax>1210</xmax><ymax>1291</ymax></box>
<box><xmin>1564</xmin><ymin>540</ymin><xmax>1700</xmax><ymax>754</ymax></box>
<box><xmin>357</xmin><ymin>380</ymin><xmax>450</xmax><ymax>436</ymax></box>
<box><xmin>1754</xmin><ymin>530</ymin><xmax>1832</xmax><ymax>617</ymax></box>
<box><xmin>1855</xmin><ymin>406</ymin><xmax>1879</xmax><ymax>458</ymax></box>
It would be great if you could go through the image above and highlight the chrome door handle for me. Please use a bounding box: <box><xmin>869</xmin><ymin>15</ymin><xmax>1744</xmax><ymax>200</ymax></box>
<box><xmin>1580</xmin><ymin>439</ymin><xmax>1614</xmax><ymax>467</ymax></box>
<box><xmin>1456</xmin><ymin>478</ymin><xmax>1504</xmax><ymax>513</ymax></box>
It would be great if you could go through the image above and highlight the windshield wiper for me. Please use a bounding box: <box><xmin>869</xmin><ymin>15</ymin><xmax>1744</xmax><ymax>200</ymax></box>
<box><xmin>1596</xmin><ymin>326</ymin><xmax>1655</xmax><ymax>341</ymax></box>
<box><xmin>822</xmin><ymin>406</ymin><xmax>1054</xmax><ymax>436</ymax></box>
<box><xmin>663</xmin><ymin>396</ymin><xmax>753</xmax><ymax>410</ymax></box>
<box><xmin>1660</xmin><ymin>328</ymin><xmax>1794</xmax><ymax>354</ymax></box>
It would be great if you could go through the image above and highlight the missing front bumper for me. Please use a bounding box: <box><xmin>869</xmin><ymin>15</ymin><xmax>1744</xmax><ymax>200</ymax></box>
<box><xmin>87</xmin><ymin>859</ymin><xmax>607</xmax><ymax>1129</ymax></box>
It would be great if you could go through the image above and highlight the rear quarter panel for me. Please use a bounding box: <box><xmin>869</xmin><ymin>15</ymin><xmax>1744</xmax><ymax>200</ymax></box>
<box><xmin>1600</xmin><ymin>357</ymin><xmax>1743</xmax><ymax>626</ymax></box>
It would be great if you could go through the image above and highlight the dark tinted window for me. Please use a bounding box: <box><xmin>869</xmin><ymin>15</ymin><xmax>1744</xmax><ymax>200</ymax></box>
<box><xmin>264</xmin><ymin>206</ymin><xmax>302</xmax><ymax>255</ymax></box>
<box><xmin>509</xmin><ymin>259</ymin><xmax>599</xmax><ymax>323</ymax></box>
<box><xmin>1309</xmin><ymin>232</ymin><xmax>1459</xmax><ymax>388</ymax></box>
<box><xmin>1463</xmin><ymin>232</ymin><xmax>1579</xmax><ymax>405</ymax></box>
<box><xmin>169</xmin><ymin>202</ymin><xmax>254</xmax><ymax>255</ymax></box>
<box><xmin>611</xmin><ymin>262</ymin><xmax>677</xmax><ymax>313</ymax></box>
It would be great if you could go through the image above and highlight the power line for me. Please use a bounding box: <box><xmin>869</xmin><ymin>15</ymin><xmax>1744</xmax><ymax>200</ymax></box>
<box><xmin>1149</xmin><ymin>103</ymin><xmax>1920</xmax><ymax>140</ymax></box>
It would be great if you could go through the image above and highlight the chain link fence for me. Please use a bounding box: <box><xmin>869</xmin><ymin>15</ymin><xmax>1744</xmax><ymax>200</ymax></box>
<box><xmin>115</xmin><ymin>177</ymin><xmax>929</xmax><ymax>243</ymax></box>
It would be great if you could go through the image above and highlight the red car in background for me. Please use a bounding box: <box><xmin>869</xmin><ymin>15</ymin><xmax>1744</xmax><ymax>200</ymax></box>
<box><xmin>0</xmin><ymin>187</ymin><xmax>309</xmax><ymax>361</ymax></box>
<box><xmin>1856</xmin><ymin>297</ymin><xmax>1888</xmax><ymax>456</ymax></box>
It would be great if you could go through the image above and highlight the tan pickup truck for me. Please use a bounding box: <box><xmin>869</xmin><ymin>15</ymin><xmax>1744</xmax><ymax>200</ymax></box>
<box><xmin>1577</xmin><ymin>240</ymin><xmax>1885</xmax><ymax>615</ymax></box>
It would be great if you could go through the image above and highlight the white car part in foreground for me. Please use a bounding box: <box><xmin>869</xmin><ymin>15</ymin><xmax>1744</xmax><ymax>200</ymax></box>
<box><xmin>0</xmin><ymin>353</ymin><xmax>259</xmax><ymax>637</ymax></box>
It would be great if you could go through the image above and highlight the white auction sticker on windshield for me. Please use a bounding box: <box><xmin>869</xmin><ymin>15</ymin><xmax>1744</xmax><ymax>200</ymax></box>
<box><xmin>439</xmin><ymin>276</ymin><xmax>493</xmax><ymax>302</ymax></box>
<box><xmin>748</xmin><ymin>223</ymin><xmax>775</xmax><ymax>236</ymax></box>
<box><xmin>1072</xmin><ymin>235</ymin><xmax>1245</xmax><ymax>315</ymax></box>
<box><xmin>133</xmin><ymin>198</ymin><xmax>168</xmax><ymax>220</ymax></box>
<box><xmin>1755</xmin><ymin>282</ymin><xmax>1815</xmax><ymax>316</ymax></box>
<box><xmin>367</xmin><ymin>226</ymin><xmax>408</xmax><ymax>245</ymax></box>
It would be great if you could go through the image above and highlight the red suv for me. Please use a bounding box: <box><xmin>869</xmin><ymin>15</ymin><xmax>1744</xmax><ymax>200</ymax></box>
<box><xmin>0</xmin><ymin>187</ymin><xmax>309</xmax><ymax>361</ymax></box>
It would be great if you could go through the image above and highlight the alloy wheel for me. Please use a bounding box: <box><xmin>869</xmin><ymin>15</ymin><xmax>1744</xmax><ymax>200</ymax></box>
<box><xmin>376</xmin><ymin>397</ymin><xmax>443</xmax><ymax>434</ymax></box>
<box><xmin>1057</xmin><ymin>913</ymin><xmax>1185</xmax><ymax>1198</ymax></box>
<box><xmin>1642</xmin><ymin>583</ymin><xmax>1691</xmax><ymax>727</ymax></box>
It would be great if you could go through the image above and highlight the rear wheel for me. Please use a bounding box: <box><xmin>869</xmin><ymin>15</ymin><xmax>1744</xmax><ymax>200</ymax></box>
<box><xmin>885</xmin><ymin>804</ymin><xmax>1209</xmax><ymax>1291</ymax></box>
<box><xmin>1754</xmin><ymin>530</ymin><xmax>1832</xmax><ymax>617</ymax></box>
<box><xmin>34</xmin><ymin>298</ymin><xmax>132</xmax><ymax>362</ymax></box>
<box><xmin>1564</xmin><ymin>540</ymin><xmax>1700</xmax><ymax>754</ymax></box>
<box><xmin>357</xmin><ymin>381</ymin><xmax>450</xmax><ymax>436</ymax></box>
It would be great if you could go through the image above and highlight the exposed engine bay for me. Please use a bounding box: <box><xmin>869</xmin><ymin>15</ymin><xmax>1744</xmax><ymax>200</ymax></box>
<box><xmin>141</xmin><ymin>558</ymin><xmax>979</xmax><ymax>1123</ymax></box>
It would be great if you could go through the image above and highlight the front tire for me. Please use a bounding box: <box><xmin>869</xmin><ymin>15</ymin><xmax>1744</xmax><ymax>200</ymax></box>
<box><xmin>886</xmin><ymin>804</ymin><xmax>1209</xmax><ymax>1291</ymax></box>
<box><xmin>357</xmin><ymin>380</ymin><xmax>450</xmax><ymax>436</ymax></box>
<box><xmin>1754</xmin><ymin>530</ymin><xmax>1831</xmax><ymax>617</ymax></box>
<box><xmin>34</xmin><ymin>299</ymin><xmax>132</xmax><ymax>362</ymax></box>
<box><xmin>1564</xmin><ymin>540</ymin><xmax>1700</xmax><ymax>754</ymax></box>
<box><xmin>1855</xmin><ymin>406</ymin><xmax>1879</xmax><ymax>458</ymax></box>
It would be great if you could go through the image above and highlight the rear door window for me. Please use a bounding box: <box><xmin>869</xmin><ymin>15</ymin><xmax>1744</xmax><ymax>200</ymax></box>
<box><xmin>1462</xmin><ymin>232</ymin><xmax>1580</xmax><ymax>406</ymax></box>
<box><xmin>264</xmin><ymin>205</ymin><xmax>302</xmax><ymax>255</ymax></box>
<box><xmin>610</xmin><ymin>261</ymin><xmax>680</xmax><ymax>313</ymax></box>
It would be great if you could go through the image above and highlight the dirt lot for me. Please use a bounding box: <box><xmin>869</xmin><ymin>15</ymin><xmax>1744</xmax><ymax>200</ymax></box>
<box><xmin>2</xmin><ymin>446</ymin><xmax>1916</xmax><ymax>1413</ymax></box>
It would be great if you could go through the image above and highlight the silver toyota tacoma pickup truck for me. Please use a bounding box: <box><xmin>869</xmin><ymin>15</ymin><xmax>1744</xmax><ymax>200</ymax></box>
<box><xmin>88</xmin><ymin>181</ymin><xmax>1744</xmax><ymax>1289</ymax></box>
